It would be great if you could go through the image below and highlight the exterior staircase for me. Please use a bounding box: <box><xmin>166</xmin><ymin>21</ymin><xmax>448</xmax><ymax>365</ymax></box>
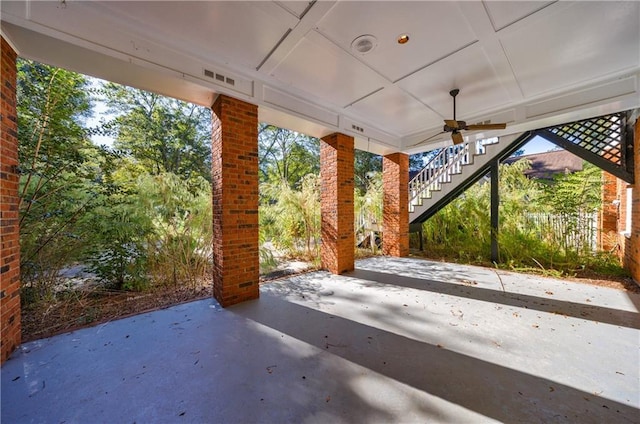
<box><xmin>409</xmin><ymin>132</ymin><xmax>532</xmax><ymax>227</ymax></box>
<box><xmin>407</xmin><ymin>110</ymin><xmax>635</xmax><ymax>233</ymax></box>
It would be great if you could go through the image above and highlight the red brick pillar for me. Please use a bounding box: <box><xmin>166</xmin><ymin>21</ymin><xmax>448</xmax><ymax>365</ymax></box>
<box><xmin>320</xmin><ymin>133</ymin><xmax>354</xmax><ymax>274</ymax></box>
<box><xmin>383</xmin><ymin>153</ymin><xmax>409</xmax><ymax>257</ymax></box>
<box><xmin>624</xmin><ymin>119</ymin><xmax>640</xmax><ymax>283</ymax></box>
<box><xmin>599</xmin><ymin>171</ymin><xmax>618</xmax><ymax>252</ymax></box>
<box><xmin>211</xmin><ymin>95</ymin><xmax>259</xmax><ymax>307</ymax></box>
<box><xmin>1</xmin><ymin>37</ymin><xmax>21</xmax><ymax>364</ymax></box>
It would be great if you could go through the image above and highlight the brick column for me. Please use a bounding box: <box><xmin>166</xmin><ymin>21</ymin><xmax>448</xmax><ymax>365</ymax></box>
<box><xmin>211</xmin><ymin>95</ymin><xmax>259</xmax><ymax>307</ymax></box>
<box><xmin>599</xmin><ymin>171</ymin><xmax>618</xmax><ymax>252</ymax></box>
<box><xmin>1</xmin><ymin>37</ymin><xmax>21</xmax><ymax>364</ymax></box>
<box><xmin>623</xmin><ymin>119</ymin><xmax>640</xmax><ymax>283</ymax></box>
<box><xmin>383</xmin><ymin>153</ymin><xmax>409</xmax><ymax>257</ymax></box>
<box><xmin>320</xmin><ymin>133</ymin><xmax>354</xmax><ymax>274</ymax></box>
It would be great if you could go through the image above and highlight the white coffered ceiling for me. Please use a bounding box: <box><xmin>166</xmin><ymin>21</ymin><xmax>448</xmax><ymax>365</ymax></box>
<box><xmin>1</xmin><ymin>1</ymin><xmax>639</xmax><ymax>155</ymax></box>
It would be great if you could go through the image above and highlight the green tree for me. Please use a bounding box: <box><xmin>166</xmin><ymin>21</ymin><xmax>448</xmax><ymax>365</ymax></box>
<box><xmin>101</xmin><ymin>83</ymin><xmax>212</xmax><ymax>183</ymax></box>
<box><xmin>258</xmin><ymin>124</ymin><xmax>319</xmax><ymax>187</ymax></box>
<box><xmin>536</xmin><ymin>162</ymin><xmax>602</xmax><ymax>256</ymax></box>
<box><xmin>17</xmin><ymin>59</ymin><xmax>104</xmax><ymax>298</ymax></box>
<box><xmin>354</xmin><ymin>150</ymin><xmax>381</xmax><ymax>194</ymax></box>
<box><xmin>539</xmin><ymin>162</ymin><xmax>601</xmax><ymax>214</ymax></box>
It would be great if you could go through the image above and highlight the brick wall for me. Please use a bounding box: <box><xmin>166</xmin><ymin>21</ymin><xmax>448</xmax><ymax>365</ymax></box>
<box><xmin>383</xmin><ymin>153</ymin><xmax>409</xmax><ymax>257</ymax></box>
<box><xmin>211</xmin><ymin>95</ymin><xmax>259</xmax><ymax>307</ymax></box>
<box><xmin>320</xmin><ymin>133</ymin><xmax>354</xmax><ymax>274</ymax></box>
<box><xmin>1</xmin><ymin>37</ymin><xmax>21</xmax><ymax>364</ymax></box>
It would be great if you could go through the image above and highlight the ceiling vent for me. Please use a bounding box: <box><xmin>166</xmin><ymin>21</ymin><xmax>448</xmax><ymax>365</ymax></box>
<box><xmin>203</xmin><ymin>68</ymin><xmax>235</xmax><ymax>87</ymax></box>
<box><xmin>351</xmin><ymin>35</ymin><xmax>377</xmax><ymax>55</ymax></box>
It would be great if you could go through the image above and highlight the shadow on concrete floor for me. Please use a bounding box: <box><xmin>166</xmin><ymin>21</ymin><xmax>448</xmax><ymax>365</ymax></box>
<box><xmin>2</xmin><ymin>257</ymin><xmax>639</xmax><ymax>423</ymax></box>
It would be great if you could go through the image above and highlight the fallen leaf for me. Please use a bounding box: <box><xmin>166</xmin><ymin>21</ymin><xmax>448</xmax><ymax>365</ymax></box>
<box><xmin>549</xmin><ymin>386</ymin><xmax>555</xmax><ymax>392</ymax></box>
<box><xmin>326</xmin><ymin>396</ymin><xmax>331</xmax><ymax>403</ymax></box>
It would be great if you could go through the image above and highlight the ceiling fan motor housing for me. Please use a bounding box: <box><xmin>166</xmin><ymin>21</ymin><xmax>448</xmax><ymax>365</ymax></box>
<box><xmin>444</xmin><ymin>120</ymin><xmax>466</xmax><ymax>132</ymax></box>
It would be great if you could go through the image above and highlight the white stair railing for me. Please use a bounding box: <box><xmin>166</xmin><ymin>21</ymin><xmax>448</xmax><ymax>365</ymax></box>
<box><xmin>409</xmin><ymin>137</ymin><xmax>499</xmax><ymax>210</ymax></box>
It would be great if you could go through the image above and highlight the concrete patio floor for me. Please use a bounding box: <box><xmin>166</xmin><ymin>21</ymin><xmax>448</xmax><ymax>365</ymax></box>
<box><xmin>2</xmin><ymin>257</ymin><xmax>639</xmax><ymax>423</ymax></box>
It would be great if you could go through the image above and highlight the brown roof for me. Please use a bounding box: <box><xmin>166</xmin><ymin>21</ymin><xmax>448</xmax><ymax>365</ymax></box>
<box><xmin>505</xmin><ymin>150</ymin><xmax>583</xmax><ymax>180</ymax></box>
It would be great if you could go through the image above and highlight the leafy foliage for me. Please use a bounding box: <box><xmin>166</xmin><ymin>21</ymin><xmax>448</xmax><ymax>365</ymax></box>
<box><xmin>17</xmin><ymin>59</ymin><xmax>625</xmax><ymax>309</ymax></box>
<box><xmin>355</xmin><ymin>172</ymin><xmax>383</xmax><ymax>252</ymax></box>
<box><xmin>354</xmin><ymin>150</ymin><xmax>382</xmax><ymax>194</ymax></box>
<box><xmin>101</xmin><ymin>83</ymin><xmax>212</xmax><ymax>183</ymax></box>
<box><xmin>258</xmin><ymin>124</ymin><xmax>319</xmax><ymax>187</ymax></box>
<box><xmin>18</xmin><ymin>62</ymin><xmax>216</xmax><ymax>302</ymax></box>
<box><xmin>261</xmin><ymin>174</ymin><xmax>321</xmax><ymax>259</ymax></box>
<box><xmin>419</xmin><ymin>159</ymin><xmax>624</xmax><ymax>276</ymax></box>
<box><xmin>17</xmin><ymin>59</ymin><xmax>106</xmax><ymax>299</ymax></box>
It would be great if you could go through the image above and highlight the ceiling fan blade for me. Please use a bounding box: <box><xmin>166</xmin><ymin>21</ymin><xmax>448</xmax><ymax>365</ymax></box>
<box><xmin>464</xmin><ymin>123</ymin><xmax>507</xmax><ymax>131</ymax></box>
<box><xmin>409</xmin><ymin>131</ymin><xmax>447</xmax><ymax>147</ymax></box>
<box><xmin>451</xmin><ymin>132</ymin><xmax>464</xmax><ymax>145</ymax></box>
<box><xmin>444</xmin><ymin>119</ymin><xmax>459</xmax><ymax>129</ymax></box>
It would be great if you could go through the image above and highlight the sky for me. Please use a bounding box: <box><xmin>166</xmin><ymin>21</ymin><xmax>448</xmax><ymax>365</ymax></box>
<box><xmin>520</xmin><ymin>135</ymin><xmax>558</xmax><ymax>155</ymax></box>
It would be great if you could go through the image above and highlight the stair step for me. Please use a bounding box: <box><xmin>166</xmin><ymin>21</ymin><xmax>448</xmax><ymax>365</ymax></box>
<box><xmin>409</xmin><ymin>134</ymin><xmax>526</xmax><ymax>224</ymax></box>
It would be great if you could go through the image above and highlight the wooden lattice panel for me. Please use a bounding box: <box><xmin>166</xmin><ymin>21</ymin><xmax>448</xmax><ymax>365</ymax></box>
<box><xmin>546</xmin><ymin>114</ymin><xmax>623</xmax><ymax>166</ymax></box>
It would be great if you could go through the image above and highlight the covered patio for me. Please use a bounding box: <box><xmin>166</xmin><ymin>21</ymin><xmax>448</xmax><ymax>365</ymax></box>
<box><xmin>1</xmin><ymin>3</ymin><xmax>639</xmax><ymax>420</ymax></box>
<box><xmin>2</xmin><ymin>257</ymin><xmax>638</xmax><ymax>423</ymax></box>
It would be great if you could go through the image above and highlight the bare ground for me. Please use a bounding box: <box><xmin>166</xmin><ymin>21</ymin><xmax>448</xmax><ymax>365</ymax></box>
<box><xmin>20</xmin><ymin>258</ymin><xmax>638</xmax><ymax>343</ymax></box>
<box><xmin>21</xmin><ymin>261</ymin><xmax>318</xmax><ymax>343</ymax></box>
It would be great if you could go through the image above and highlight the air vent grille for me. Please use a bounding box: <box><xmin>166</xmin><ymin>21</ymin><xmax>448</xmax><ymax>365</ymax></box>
<box><xmin>204</xmin><ymin>68</ymin><xmax>235</xmax><ymax>87</ymax></box>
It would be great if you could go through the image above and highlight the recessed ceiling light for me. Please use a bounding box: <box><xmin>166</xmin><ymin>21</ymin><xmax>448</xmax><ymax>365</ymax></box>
<box><xmin>397</xmin><ymin>34</ymin><xmax>410</xmax><ymax>45</ymax></box>
<box><xmin>351</xmin><ymin>35</ymin><xmax>378</xmax><ymax>55</ymax></box>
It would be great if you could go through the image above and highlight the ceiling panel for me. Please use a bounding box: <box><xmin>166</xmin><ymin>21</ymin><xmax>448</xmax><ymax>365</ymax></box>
<box><xmin>271</xmin><ymin>30</ymin><xmax>388</xmax><ymax>108</ymax></box>
<box><xmin>396</xmin><ymin>43</ymin><xmax>511</xmax><ymax>120</ymax></box>
<box><xmin>91</xmin><ymin>1</ymin><xmax>295</xmax><ymax>69</ymax></box>
<box><xmin>3</xmin><ymin>0</ymin><xmax>639</xmax><ymax>154</ymax></box>
<box><xmin>275</xmin><ymin>1</ymin><xmax>313</xmax><ymax>19</ymax></box>
<box><xmin>483</xmin><ymin>1</ymin><xmax>555</xmax><ymax>31</ymax></box>
<box><xmin>502</xmin><ymin>1</ymin><xmax>640</xmax><ymax>98</ymax></box>
<box><xmin>315</xmin><ymin>1</ymin><xmax>477</xmax><ymax>82</ymax></box>
<box><xmin>348</xmin><ymin>86</ymin><xmax>441</xmax><ymax>136</ymax></box>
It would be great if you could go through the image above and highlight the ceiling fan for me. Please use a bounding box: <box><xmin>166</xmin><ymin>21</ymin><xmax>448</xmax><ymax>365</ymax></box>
<box><xmin>413</xmin><ymin>89</ymin><xmax>507</xmax><ymax>146</ymax></box>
